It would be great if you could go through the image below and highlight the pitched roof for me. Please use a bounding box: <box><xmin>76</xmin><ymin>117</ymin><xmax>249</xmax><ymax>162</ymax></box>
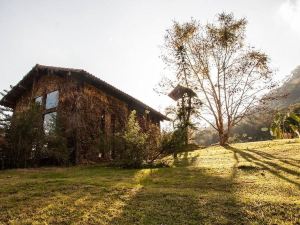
<box><xmin>0</xmin><ymin>64</ymin><xmax>169</xmax><ymax>121</ymax></box>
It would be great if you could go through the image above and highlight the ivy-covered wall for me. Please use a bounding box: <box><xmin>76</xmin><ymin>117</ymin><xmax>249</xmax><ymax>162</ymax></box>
<box><xmin>12</xmin><ymin>72</ymin><xmax>161</xmax><ymax>164</ymax></box>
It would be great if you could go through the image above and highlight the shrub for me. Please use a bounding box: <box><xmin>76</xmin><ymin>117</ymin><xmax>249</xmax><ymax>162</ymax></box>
<box><xmin>161</xmin><ymin>128</ymin><xmax>187</xmax><ymax>158</ymax></box>
<box><xmin>121</xmin><ymin>110</ymin><xmax>148</xmax><ymax>168</ymax></box>
<box><xmin>3</xmin><ymin>104</ymin><xmax>71</xmax><ymax>168</ymax></box>
<box><xmin>145</xmin><ymin>123</ymin><xmax>162</xmax><ymax>162</ymax></box>
<box><xmin>5</xmin><ymin>103</ymin><xmax>44</xmax><ymax>168</ymax></box>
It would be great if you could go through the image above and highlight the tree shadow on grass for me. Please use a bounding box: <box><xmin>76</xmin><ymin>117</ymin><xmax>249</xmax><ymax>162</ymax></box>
<box><xmin>109</xmin><ymin>154</ymin><xmax>249</xmax><ymax>225</ymax></box>
<box><xmin>173</xmin><ymin>151</ymin><xmax>200</xmax><ymax>167</ymax></box>
<box><xmin>224</xmin><ymin>145</ymin><xmax>300</xmax><ymax>189</ymax></box>
<box><xmin>2</xmin><ymin>147</ymin><xmax>299</xmax><ymax>224</ymax></box>
<box><xmin>246</xmin><ymin>148</ymin><xmax>300</xmax><ymax>169</ymax></box>
<box><xmin>0</xmin><ymin>167</ymin><xmax>144</xmax><ymax>224</ymax></box>
<box><xmin>15</xmin><ymin>167</ymin><xmax>243</xmax><ymax>224</ymax></box>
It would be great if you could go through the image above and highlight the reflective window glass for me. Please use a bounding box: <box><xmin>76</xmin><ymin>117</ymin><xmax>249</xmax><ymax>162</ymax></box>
<box><xmin>35</xmin><ymin>96</ymin><xmax>43</xmax><ymax>105</ymax></box>
<box><xmin>46</xmin><ymin>91</ymin><xmax>59</xmax><ymax>109</ymax></box>
<box><xmin>43</xmin><ymin>112</ymin><xmax>57</xmax><ymax>134</ymax></box>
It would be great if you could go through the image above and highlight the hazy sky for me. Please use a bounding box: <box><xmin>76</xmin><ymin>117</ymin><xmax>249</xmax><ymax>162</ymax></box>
<box><xmin>0</xmin><ymin>0</ymin><xmax>299</xmax><ymax>113</ymax></box>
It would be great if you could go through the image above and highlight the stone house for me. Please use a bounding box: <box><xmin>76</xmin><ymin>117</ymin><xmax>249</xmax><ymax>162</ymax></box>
<box><xmin>0</xmin><ymin>64</ymin><xmax>168</xmax><ymax>164</ymax></box>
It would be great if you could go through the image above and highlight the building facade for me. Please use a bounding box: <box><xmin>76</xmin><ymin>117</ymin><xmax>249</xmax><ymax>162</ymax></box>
<box><xmin>0</xmin><ymin>65</ymin><xmax>168</xmax><ymax>164</ymax></box>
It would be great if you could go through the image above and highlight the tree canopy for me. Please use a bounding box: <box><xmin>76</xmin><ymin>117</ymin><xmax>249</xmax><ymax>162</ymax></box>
<box><xmin>161</xmin><ymin>13</ymin><xmax>277</xmax><ymax>145</ymax></box>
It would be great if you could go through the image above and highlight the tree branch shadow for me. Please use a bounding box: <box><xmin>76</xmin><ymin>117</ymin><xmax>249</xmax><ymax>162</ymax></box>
<box><xmin>173</xmin><ymin>151</ymin><xmax>200</xmax><ymax>167</ymax></box>
<box><xmin>246</xmin><ymin>148</ymin><xmax>300</xmax><ymax>169</ymax></box>
<box><xmin>224</xmin><ymin>145</ymin><xmax>300</xmax><ymax>189</ymax></box>
<box><xmin>109</xmin><ymin>152</ymin><xmax>248</xmax><ymax>224</ymax></box>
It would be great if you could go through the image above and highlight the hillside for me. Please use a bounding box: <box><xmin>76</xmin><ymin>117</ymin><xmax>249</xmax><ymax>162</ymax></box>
<box><xmin>0</xmin><ymin>140</ymin><xmax>299</xmax><ymax>224</ymax></box>
<box><xmin>273</xmin><ymin>66</ymin><xmax>300</xmax><ymax>109</ymax></box>
<box><xmin>218</xmin><ymin>66</ymin><xmax>300</xmax><ymax>144</ymax></box>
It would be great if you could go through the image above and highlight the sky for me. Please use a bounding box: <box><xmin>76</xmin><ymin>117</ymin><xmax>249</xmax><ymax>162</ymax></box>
<box><xmin>0</xmin><ymin>0</ymin><xmax>299</xmax><ymax>114</ymax></box>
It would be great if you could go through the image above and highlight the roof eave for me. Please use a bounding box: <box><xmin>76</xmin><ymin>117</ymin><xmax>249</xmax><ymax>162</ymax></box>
<box><xmin>0</xmin><ymin>64</ymin><xmax>170</xmax><ymax>121</ymax></box>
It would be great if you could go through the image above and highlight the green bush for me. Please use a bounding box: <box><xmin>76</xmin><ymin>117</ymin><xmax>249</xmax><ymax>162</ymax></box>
<box><xmin>161</xmin><ymin>128</ymin><xmax>187</xmax><ymax>158</ymax></box>
<box><xmin>145</xmin><ymin>123</ymin><xmax>162</xmax><ymax>162</ymax></box>
<box><xmin>3</xmin><ymin>104</ymin><xmax>71</xmax><ymax>168</ymax></box>
<box><xmin>5</xmin><ymin>103</ymin><xmax>44</xmax><ymax>168</ymax></box>
<box><xmin>121</xmin><ymin>110</ymin><xmax>148</xmax><ymax>168</ymax></box>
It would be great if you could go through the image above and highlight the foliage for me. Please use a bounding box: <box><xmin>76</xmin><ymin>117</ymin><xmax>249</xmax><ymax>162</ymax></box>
<box><xmin>94</xmin><ymin>129</ymin><xmax>111</xmax><ymax>160</ymax></box>
<box><xmin>194</xmin><ymin>127</ymin><xmax>219</xmax><ymax>146</ymax></box>
<box><xmin>161</xmin><ymin>127</ymin><xmax>198</xmax><ymax>158</ymax></box>
<box><xmin>161</xmin><ymin>13</ymin><xmax>278</xmax><ymax>145</ymax></box>
<box><xmin>5</xmin><ymin>103</ymin><xmax>44</xmax><ymax>168</ymax></box>
<box><xmin>145</xmin><ymin>123</ymin><xmax>162</xmax><ymax>162</ymax></box>
<box><xmin>229</xmin><ymin>112</ymin><xmax>273</xmax><ymax>143</ymax></box>
<box><xmin>271</xmin><ymin>105</ymin><xmax>300</xmax><ymax>139</ymax></box>
<box><xmin>2</xmin><ymin>103</ymin><xmax>71</xmax><ymax>169</ymax></box>
<box><xmin>118</xmin><ymin>110</ymin><xmax>166</xmax><ymax>167</ymax></box>
<box><xmin>0</xmin><ymin>105</ymin><xmax>12</xmax><ymax>169</ymax></box>
<box><xmin>160</xmin><ymin>128</ymin><xmax>188</xmax><ymax>158</ymax></box>
<box><xmin>0</xmin><ymin>107</ymin><xmax>12</xmax><ymax>131</ymax></box>
<box><xmin>121</xmin><ymin>110</ymin><xmax>148</xmax><ymax>168</ymax></box>
<box><xmin>165</xmin><ymin>93</ymin><xmax>201</xmax><ymax>145</ymax></box>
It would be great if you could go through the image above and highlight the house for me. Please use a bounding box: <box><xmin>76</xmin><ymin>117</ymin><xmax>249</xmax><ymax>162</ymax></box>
<box><xmin>0</xmin><ymin>64</ymin><xmax>168</xmax><ymax>164</ymax></box>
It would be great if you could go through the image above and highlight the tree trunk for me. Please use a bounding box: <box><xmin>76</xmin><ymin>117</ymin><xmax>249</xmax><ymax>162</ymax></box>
<box><xmin>219</xmin><ymin>132</ymin><xmax>229</xmax><ymax>146</ymax></box>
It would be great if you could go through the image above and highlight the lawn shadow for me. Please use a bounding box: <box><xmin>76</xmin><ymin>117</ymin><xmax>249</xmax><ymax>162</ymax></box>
<box><xmin>173</xmin><ymin>151</ymin><xmax>200</xmax><ymax>167</ymax></box>
<box><xmin>109</xmin><ymin>155</ymin><xmax>248</xmax><ymax>225</ymax></box>
<box><xmin>224</xmin><ymin>145</ymin><xmax>300</xmax><ymax>189</ymax></box>
<box><xmin>0</xmin><ymin>167</ymin><xmax>146</xmax><ymax>224</ymax></box>
<box><xmin>2</xmin><ymin>146</ymin><xmax>299</xmax><ymax>224</ymax></box>
<box><xmin>246</xmin><ymin>148</ymin><xmax>300</xmax><ymax>169</ymax></box>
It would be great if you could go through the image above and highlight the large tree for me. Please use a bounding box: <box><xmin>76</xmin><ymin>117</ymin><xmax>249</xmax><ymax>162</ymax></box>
<box><xmin>162</xmin><ymin>13</ymin><xmax>277</xmax><ymax>145</ymax></box>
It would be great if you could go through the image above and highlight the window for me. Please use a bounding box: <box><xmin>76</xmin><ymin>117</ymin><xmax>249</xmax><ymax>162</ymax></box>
<box><xmin>35</xmin><ymin>96</ymin><xmax>43</xmax><ymax>105</ymax></box>
<box><xmin>43</xmin><ymin>112</ymin><xmax>57</xmax><ymax>134</ymax></box>
<box><xmin>46</xmin><ymin>90</ymin><xmax>59</xmax><ymax>109</ymax></box>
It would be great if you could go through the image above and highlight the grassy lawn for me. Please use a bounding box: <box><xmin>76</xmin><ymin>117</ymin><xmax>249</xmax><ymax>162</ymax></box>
<box><xmin>0</xmin><ymin>139</ymin><xmax>299</xmax><ymax>225</ymax></box>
